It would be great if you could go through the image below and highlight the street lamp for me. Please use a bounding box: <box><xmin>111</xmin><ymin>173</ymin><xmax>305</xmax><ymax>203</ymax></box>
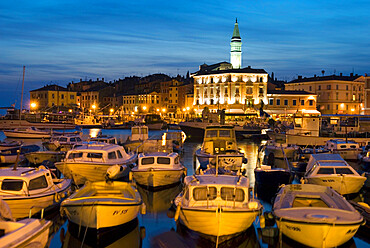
<box><xmin>30</xmin><ymin>102</ymin><xmax>37</xmax><ymax>109</ymax></box>
<box><xmin>110</xmin><ymin>108</ymin><xmax>114</xmax><ymax>114</ymax></box>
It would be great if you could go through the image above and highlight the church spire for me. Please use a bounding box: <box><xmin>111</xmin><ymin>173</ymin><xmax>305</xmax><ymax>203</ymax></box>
<box><xmin>230</xmin><ymin>19</ymin><xmax>242</xmax><ymax>69</ymax></box>
<box><xmin>232</xmin><ymin>19</ymin><xmax>241</xmax><ymax>40</ymax></box>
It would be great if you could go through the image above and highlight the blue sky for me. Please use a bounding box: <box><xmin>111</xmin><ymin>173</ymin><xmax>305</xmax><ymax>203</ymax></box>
<box><xmin>1</xmin><ymin>0</ymin><xmax>369</xmax><ymax>109</ymax></box>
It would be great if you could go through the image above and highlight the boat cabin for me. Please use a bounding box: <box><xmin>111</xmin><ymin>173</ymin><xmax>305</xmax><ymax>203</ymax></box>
<box><xmin>64</xmin><ymin>143</ymin><xmax>129</xmax><ymax>163</ymax></box>
<box><xmin>131</xmin><ymin>126</ymin><xmax>148</xmax><ymax>141</ymax></box>
<box><xmin>137</xmin><ymin>152</ymin><xmax>181</xmax><ymax>169</ymax></box>
<box><xmin>324</xmin><ymin>139</ymin><xmax>360</xmax><ymax>151</ymax></box>
<box><xmin>0</xmin><ymin>167</ymin><xmax>54</xmax><ymax>196</ymax></box>
<box><xmin>89</xmin><ymin>135</ymin><xmax>118</xmax><ymax>145</ymax></box>
<box><xmin>202</xmin><ymin>126</ymin><xmax>238</xmax><ymax>154</ymax></box>
<box><xmin>51</xmin><ymin>134</ymin><xmax>83</xmax><ymax>144</ymax></box>
<box><xmin>305</xmin><ymin>154</ymin><xmax>359</xmax><ymax>177</ymax></box>
<box><xmin>181</xmin><ymin>175</ymin><xmax>257</xmax><ymax>208</ymax></box>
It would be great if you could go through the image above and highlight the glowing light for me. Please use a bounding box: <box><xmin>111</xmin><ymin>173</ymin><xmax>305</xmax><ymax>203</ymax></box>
<box><xmin>109</xmin><ymin>108</ymin><xmax>114</xmax><ymax>113</ymax></box>
<box><xmin>340</xmin><ymin>103</ymin><xmax>345</xmax><ymax>108</ymax></box>
<box><xmin>162</xmin><ymin>108</ymin><xmax>166</xmax><ymax>113</ymax></box>
<box><xmin>182</xmin><ymin>108</ymin><xmax>186</xmax><ymax>111</ymax></box>
<box><xmin>92</xmin><ymin>104</ymin><xmax>96</xmax><ymax>109</ymax></box>
<box><xmin>308</xmin><ymin>96</ymin><xmax>315</xmax><ymax>100</ymax></box>
<box><xmin>351</xmin><ymin>108</ymin><xmax>355</xmax><ymax>112</ymax></box>
<box><xmin>89</xmin><ymin>129</ymin><xmax>100</xmax><ymax>138</ymax></box>
<box><xmin>156</xmin><ymin>108</ymin><xmax>160</xmax><ymax>112</ymax></box>
<box><xmin>186</xmin><ymin>107</ymin><xmax>190</xmax><ymax>111</ymax></box>
<box><xmin>30</xmin><ymin>102</ymin><xmax>37</xmax><ymax>108</ymax></box>
<box><xmin>68</xmin><ymin>109</ymin><xmax>72</xmax><ymax>113</ymax></box>
<box><xmin>142</xmin><ymin>106</ymin><xmax>147</xmax><ymax>111</ymax></box>
<box><xmin>222</xmin><ymin>77</ymin><xmax>227</xmax><ymax>83</ymax></box>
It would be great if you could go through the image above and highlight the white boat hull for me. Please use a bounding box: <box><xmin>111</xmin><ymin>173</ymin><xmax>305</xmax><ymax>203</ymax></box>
<box><xmin>331</xmin><ymin>150</ymin><xmax>362</xmax><ymax>161</ymax></box>
<box><xmin>1</xmin><ymin>179</ymin><xmax>72</xmax><ymax>219</ymax></box>
<box><xmin>3</xmin><ymin>131</ymin><xmax>51</xmax><ymax>139</ymax></box>
<box><xmin>179</xmin><ymin>207</ymin><xmax>259</xmax><ymax>237</ymax></box>
<box><xmin>56</xmin><ymin>161</ymin><xmax>131</xmax><ymax>185</ymax></box>
<box><xmin>132</xmin><ymin>169</ymin><xmax>185</xmax><ymax>188</ymax></box>
<box><xmin>304</xmin><ymin>175</ymin><xmax>366</xmax><ymax>195</ymax></box>
<box><xmin>0</xmin><ymin>218</ymin><xmax>52</xmax><ymax>248</ymax></box>
<box><xmin>276</xmin><ymin>217</ymin><xmax>361</xmax><ymax>247</ymax></box>
<box><xmin>62</xmin><ymin>203</ymin><xmax>141</xmax><ymax>229</ymax></box>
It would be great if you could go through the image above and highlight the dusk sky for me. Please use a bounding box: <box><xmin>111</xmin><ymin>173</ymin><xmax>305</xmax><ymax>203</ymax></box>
<box><xmin>1</xmin><ymin>0</ymin><xmax>369</xmax><ymax>109</ymax></box>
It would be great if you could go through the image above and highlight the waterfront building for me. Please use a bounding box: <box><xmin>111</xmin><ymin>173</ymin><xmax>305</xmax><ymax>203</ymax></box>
<box><xmin>192</xmin><ymin>20</ymin><xmax>268</xmax><ymax>114</ymax></box>
<box><xmin>363</xmin><ymin>75</ymin><xmax>370</xmax><ymax>115</ymax></box>
<box><xmin>121</xmin><ymin>91</ymin><xmax>162</xmax><ymax>114</ymax></box>
<box><xmin>30</xmin><ymin>85</ymin><xmax>77</xmax><ymax>111</ymax></box>
<box><xmin>285</xmin><ymin>74</ymin><xmax>364</xmax><ymax>115</ymax></box>
<box><xmin>265</xmin><ymin>90</ymin><xmax>319</xmax><ymax>117</ymax></box>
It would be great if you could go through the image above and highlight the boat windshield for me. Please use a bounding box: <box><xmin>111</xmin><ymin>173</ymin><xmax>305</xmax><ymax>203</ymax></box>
<box><xmin>206</xmin><ymin>130</ymin><xmax>218</xmax><ymax>138</ymax></box>
<box><xmin>193</xmin><ymin>187</ymin><xmax>217</xmax><ymax>201</ymax></box>
<box><xmin>1</xmin><ymin>179</ymin><xmax>24</xmax><ymax>191</ymax></box>
<box><xmin>335</xmin><ymin>168</ymin><xmax>354</xmax><ymax>174</ymax></box>
<box><xmin>68</xmin><ymin>152</ymin><xmax>83</xmax><ymax>159</ymax></box>
<box><xmin>219</xmin><ymin>130</ymin><xmax>232</xmax><ymax>138</ymax></box>
<box><xmin>87</xmin><ymin>153</ymin><xmax>103</xmax><ymax>159</ymax></box>
<box><xmin>157</xmin><ymin>157</ymin><xmax>170</xmax><ymax>165</ymax></box>
<box><xmin>142</xmin><ymin>157</ymin><xmax>155</xmax><ymax>165</ymax></box>
<box><xmin>317</xmin><ymin>168</ymin><xmax>334</xmax><ymax>174</ymax></box>
<box><xmin>220</xmin><ymin>187</ymin><xmax>244</xmax><ymax>202</ymax></box>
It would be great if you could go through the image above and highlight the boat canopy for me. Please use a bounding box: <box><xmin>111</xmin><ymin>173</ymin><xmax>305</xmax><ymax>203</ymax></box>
<box><xmin>306</xmin><ymin>153</ymin><xmax>347</xmax><ymax>172</ymax></box>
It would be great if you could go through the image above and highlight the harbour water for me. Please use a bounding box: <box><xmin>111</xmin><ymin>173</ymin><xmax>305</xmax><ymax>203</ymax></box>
<box><xmin>1</xmin><ymin>128</ymin><xmax>369</xmax><ymax>248</ymax></box>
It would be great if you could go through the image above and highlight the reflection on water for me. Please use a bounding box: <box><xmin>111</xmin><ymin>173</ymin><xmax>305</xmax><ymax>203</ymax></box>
<box><xmin>61</xmin><ymin>218</ymin><xmax>145</xmax><ymax>248</ymax></box>
<box><xmin>1</xmin><ymin>130</ymin><xmax>369</xmax><ymax>248</ymax></box>
<box><xmin>137</xmin><ymin>184</ymin><xmax>182</xmax><ymax>213</ymax></box>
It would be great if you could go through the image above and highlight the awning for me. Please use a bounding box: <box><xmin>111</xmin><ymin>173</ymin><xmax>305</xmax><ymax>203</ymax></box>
<box><xmin>300</xmin><ymin>109</ymin><xmax>321</xmax><ymax>114</ymax></box>
<box><xmin>265</xmin><ymin>109</ymin><xmax>297</xmax><ymax>115</ymax></box>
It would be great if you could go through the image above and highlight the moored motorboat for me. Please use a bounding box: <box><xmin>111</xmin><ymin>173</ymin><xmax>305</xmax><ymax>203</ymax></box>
<box><xmin>42</xmin><ymin>133</ymin><xmax>83</xmax><ymax>151</ymax></box>
<box><xmin>131</xmin><ymin>152</ymin><xmax>186</xmax><ymax>188</ymax></box>
<box><xmin>3</xmin><ymin>127</ymin><xmax>52</xmax><ymax>139</ymax></box>
<box><xmin>324</xmin><ymin>139</ymin><xmax>362</xmax><ymax>161</ymax></box>
<box><xmin>0</xmin><ymin>145</ymin><xmax>40</xmax><ymax>164</ymax></box>
<box><xmin>303</xmin><ymin>153</ymin><xmax>366</xmax><ymax>195</ymax></box>
<box><xmin>55</xmin><ymin>143</ymin><xmax>137</xmax><ymax>185</ymax></box>
<box><xmin>173</xmin><ymin>174</ymin><xmax>262</xmax><ymax>241</ymax></box>
<box><xmin>0</xmin><ymin>199</ymin><xmax>52</xmax><ymax>248</ymax></box>
<box><xmin>261</xmin><ymin>140</ymin><xmax>300</xmax><ymax>164</ymax></box>
<box><xmin>60</xmin><ymin>181</ymin><xmax>145</xmax><ymax>229</ymax></box>
<box><xmin>273</xmin><ymin>184</ymin><xmax>363</xmax><ymax>248</ymax></box>
<box><xmin>0</xmin><ymin>166</ymin><xmax>72</xmax><ymax>219</ymax></box>
<box><xmin>195</xmin><ymin>125</ymin><xmax>247</xmax><ymax>173</ymax></box>
<box><xmin>25</xmin><ymin>150</ymin><xmax>65</xmax><ymax>164</ymax></box>
<box><xmin>0</xmin><ymin>140</ymin><xmax>23</xmax><ymax>151</ymax></box>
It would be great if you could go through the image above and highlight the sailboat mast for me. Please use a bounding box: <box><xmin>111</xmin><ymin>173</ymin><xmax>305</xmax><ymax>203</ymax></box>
<box><xmin>19</xmin><ymin>66</ymin><xmax>25</xmax><ymax>120</ymax></box>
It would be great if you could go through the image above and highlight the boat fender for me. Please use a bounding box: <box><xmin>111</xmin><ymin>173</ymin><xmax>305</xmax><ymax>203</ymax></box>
<box><xmin>260</xmin><ymin>215</ymin><xmax>265</xmax><ymax>229</ymax></box>
<box><xmin>174</xmin><ymin>202</ymin><xmax>181</xmax><ymax>221</ymax></box>
<box><xmin>54</xmin><ymin>192</ymin><xmax>61</xmax><ymax>203</ymax></box>
<box><xmin>248</xmin><ymin>201</ymin><xmax>259</xmax><ymax>209</ymax></box>
<box><xmin>129</xmin><ymin>172</ymin><xmax>133</xmax><ymax>181</ymax></box>
<box><xmin>242</xmin><ymin>158</ymin><xmax>248</xmax><ymax>164</ymax></box>
<box><xmin>141</xmin><ymin>203</ymin><xmax>146</xmax><ymax>215</ymax></box>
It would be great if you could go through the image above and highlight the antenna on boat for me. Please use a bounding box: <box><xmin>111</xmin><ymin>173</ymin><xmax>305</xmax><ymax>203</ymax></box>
<box><xmin>19</xmin><ymin>66</ymin><xmax>25</xmax><ymax>120</ymax></box>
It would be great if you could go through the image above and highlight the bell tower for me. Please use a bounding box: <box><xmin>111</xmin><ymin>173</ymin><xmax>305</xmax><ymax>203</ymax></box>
<box><xmin>230</xmin><ymin>18</ymin><xmax>242</xmax><ymax>69</ymax></box>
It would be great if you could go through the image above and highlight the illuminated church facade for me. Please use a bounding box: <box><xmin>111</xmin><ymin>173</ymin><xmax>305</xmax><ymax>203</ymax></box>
<box><xmin>192</xmin><ymin>20</ymin><xmax>268</xmax><ymax>113</ymax></box>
